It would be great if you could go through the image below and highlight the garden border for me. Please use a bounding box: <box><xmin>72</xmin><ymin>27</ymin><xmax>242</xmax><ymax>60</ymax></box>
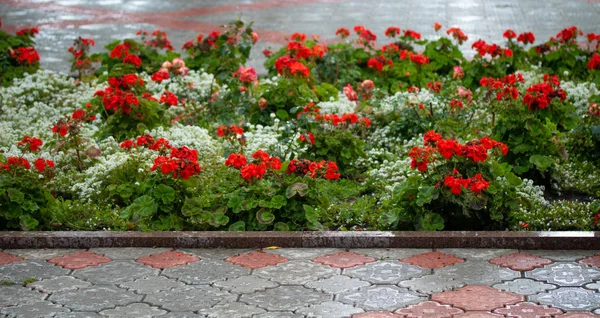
<box><xmin>0</xmin><ymin>231</ymin><xmax>598</xmax><ymax>249</ymax></box>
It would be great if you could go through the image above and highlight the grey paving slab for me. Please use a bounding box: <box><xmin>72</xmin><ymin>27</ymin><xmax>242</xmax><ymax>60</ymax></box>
<box><xmin>305</xmin><ymin>275</ymin><xmax>371</xmax><ymax>294</ymax></box>
<box><xmin>350</xmin><ymin>249</ymin><xmax>430</xmax><ymax>261</ymax></box>
<box><xmin>529</xmin><ymin>287</ymin><xmax>600</xmax><ymax>311</ymax></box>
<box><xmin>88</xmin><ymin>247</ymin><xmax>171</xmax><ymax>260</ymax></box>
<box><xmin>145</xmin><ymin>285</ymin><xmax>237</xmax><ymax>312</ymax></box>
<box><xmin>343</xmin><ymin>261</ymin><xmax>429</xmax><ymax>285</ymax></box>
<box><xmin>0</xmin><ymin>301</ymin><xmax>71</xmax><ymax>317</ymax></box>
<box><xmin>595</xmin><ymin>309</ymin><xmax>600</xmax><ymax>315</ymax></box>
<box><xmin>0</xmin><ymin>286</ymin><xmax>45</xmax><ymax>308</ymax></box>
<box><xmin>2</xmin><ymin>249</ymin><xmax>84</xmax><ymax>260</ymax></box>
<box><xmin>252</xmin><ymin>313</ymin><xmax>304</xmax><ymax>318</ymax></box>
<box><xmin>213</xmin><ymin>275</ymin><xmax>278</xmax><ymax>294</ymax></box>
<box><xmin>492</xmin><ymin>278</ymin><xmax>558</xmax><ymax>295</ymax></box>
<box><xmin>240</xmin><ymin>285</ymin><xmax>332</xmax><ymax>311</ymax></box>
<box><xmin>198</xmin><ymin>302</ymin><xmax>267</xmax><ymax>318</ymax></box>
<box><xmin>118</xmin><ymin>276</ymin><xmax>186</xmax><ymax>294</ymax></box>
<box><xmin>162</xmin><ymin>259</ymin><xmax>250</xmax><ymax>284</ymax></box>
<box><xmin>48</xmin><ymin>285</ymin><xmax>143</xmax><ymax>311</ymax></box>
<box><xmin>585</xmin><ymin>282</ymin><xmax>600</xmax><ymax>291</ymax></box>
<box><xmin>160</xmin><ymin>313</ymin><xmax>203</xmax><ymax>318</ymax></box>
<box><xmin>525</xmin><ymin>250</ymin><xmax>600</xmax><ymax>261</ymax></box>
<box><xmin>253</xmin><ymin>260</ymin><xmax>339</xmax><ymax>285</ymax></box>
<box><xmin>55</xmin><ymin>313</ymin><xmax>101</xmax><ymax>318</ymax></box>
<box><xmin>434</xmin><ymin>260</ymin><xmax>520</xmax><ymax>285</ymax></box>
<box><xmin>98</xmin><ymin>303</ymin><xmax>168</xmax><ymax>317</ymax></box>
<box><xmin>28</xmin><ymin>276</ymin><xmax>92</xmax><ymax>293</ymax></box>
<box><xmin>526</xmin><ymin>263</ymin><xmax>600</xmax><ymax>286</ymax></box>
<box><xmin>398</xmin><ymin>274</ymin><xmax>464</xmax><ymax>294</ymax></box>
<box><xmin>72</xmin><ymin>260</ymin><xmax>159</xmax><ymax>285</ymax></box>
<box><xmin>264</xmin><ymin>248</ymin><xmax>344</xmax><ymax>260</ymax></box>
<box><xmin>337</xmin><ymin>285</ymin><xmax>426</xmax><ymax>311</ymax></box>
<box><xmin>437</xmin><ymin>249</ymin><xmax>517</xmax><ymax>261</ymax></box>
<box><xmin>0</xmin><ymin>260</ymin><xmax>70</xmax><ymax>284</ymax></box>
<box><xmin>178</xmin><ymin>249</ymin><xmax>254</xmax><ymax>260</ymax></box>
<box><xmin>297</xmin><ymin>301</ymin><xmax>365</xmax><ymax>318</ymax></box>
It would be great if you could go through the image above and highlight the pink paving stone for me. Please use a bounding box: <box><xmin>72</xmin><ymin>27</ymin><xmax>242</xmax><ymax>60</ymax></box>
<box><xmin>432</xmin><ymin>285</ymin><xmax>524</xmax><ymax>311</ymax></box>
<box><xmin>394</xmin><ymin>301</ymin><xmax>465</xmax><ymax>318</ymax></box>
<box><xmin>493</xmin><ymin>302</ymin><xmax>563</xmax><ymax>318</ymax></box>
<box><xmin>353</xmin><ymin>312</ymin><xmax>403</xmax><ymax>318</ymax></box>
<box><xmin>489</xmin><ymin>252</ymin><xmax>552</xmax><ymax>271</ymax></box>
<box><xmin>0</xmin><ymin>251</ymin><xmax>23</xmax><ymax>265</ymax></box>
<box><xmin>312</xmin><ymin>251</ymin><xmax>376</xmax><ymax>269</ymax></box>
<box><xmin>225</xmin><ymin>251</ymin><xmax>288</xmax><ymax>269</ymax></box>
<box><xmin>400</xmin><ymin>251</ymin><xmax>464</xmax><ymax>269</ymax></box>
<box><xmin>136</xmin><ymin>251</ymin><xmax>199</xmax><ymax>269</ymax></box>
<box><xmin>556</xmin><ymin>313</ymin><xmax>600</xmax><ymax>318</ymax></box>
<box><xmin>48</xmin><ymin>251</ymin><xmax>111</xmax><ymax>270</ymax></box>
<box><xmin>579</xmin><ymin>254</ymin><xmax>600</xmax><ymax>267</ymax></box>
<box><xmin>454</xmin><ymin>312</ymin><xmax>504</xmax><ymax>318</ymax></box>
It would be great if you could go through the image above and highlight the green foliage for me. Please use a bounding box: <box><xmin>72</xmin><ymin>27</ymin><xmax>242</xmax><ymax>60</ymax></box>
<box><xmin>0</xmin><ymin>30</ymin><xmax>39</xmax><ymax>86</ymax></box>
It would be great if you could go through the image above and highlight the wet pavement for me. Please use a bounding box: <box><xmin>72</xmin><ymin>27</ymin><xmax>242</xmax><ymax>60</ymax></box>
<box><xmin>1</xmin><ymin>248</ymin><xmax>600</xmax><ymax>317</ymax></box>
<box><xmin>1</xmin><ymin>0</ymin><xmax>600</xmax><ymax>74</ymax></box>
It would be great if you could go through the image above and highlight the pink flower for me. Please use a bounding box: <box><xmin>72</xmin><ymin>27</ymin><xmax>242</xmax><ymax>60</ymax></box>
<box><xmin>172</xmin><ymin>58</ymin><xmax>185</xmax><ymax>68</ymax></box>
<box><xmin>343</xmin><ymin>84</ymin><xmax>358</xmax><ymax>101</ymax></box>
<box><xmin>233</xmin><ymin>66</ymin><xmax>258</xmax><ymax>83</ymax></box>
<box><xmin>453</xmin><ymin>66</ymin><xmax>464</xmax><ymax>79</ymax></box>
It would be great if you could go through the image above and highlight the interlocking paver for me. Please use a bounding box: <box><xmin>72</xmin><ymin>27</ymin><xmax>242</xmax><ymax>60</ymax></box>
<box><xmin>343</xmin><ymin>260</ymin><xmax>429</xmax><ymax>284</ymax></box>
<box><xmin>253</xmin><ymin>260</ymin><xmax>339</xmax><ymax>285</ymax></box>
<box><xmin>351</xmin><ymin>249</ymin><xmax>431</xmax><ymax>261</ymax></box>
<box><xmin>48</xmin><ymin>285</ymin><xmax>142</xmax><ymax>311</ymax></box>
<box><xmin>313</xmin><ymin>251</ymin><xmax>376</xmax><ymax>269</ymax></box>
<box><xmin>529</xmin><ymin>287</ymin><xmax>600</xmax><ymax>311</ymax></box>
<box><xmin>527</xmin><ymin>250</ymin><xmax>599</xmax><ymax>262</ymax></box>
<box><xmin>489</xmin><ymin>252</ymin><xmax>552</xmax><ymax>271</ymax></box>
<box><xmin>253</xmin><ymin>313</ymin><xmax>304</xmax><ymax>318</ymax></box>
<box><xmin>352</xmin><ymin>312</ymin><xmax>402</xmax><ymax>318</ymax></box>
<box><xmin>213</xmin><ymin>275</ymin><xmax>278</xmax><ymax>294</ymax></box>
<box><xmin>0</xmin><ymin>286</ymin><xmax>45</xmax><ymax>307</ymax></box>
<box><xmin>160</xmin><ymin>313</ymin><xmax>203</xmax><ymax>318</ymax></box>
<box><xmin>453</xmin><ymin>312</ymin><xmax>503</xmax><ymax>318</ymax></box>
<box><xmin>401</xmin><ymin>252</ymin><xmax>464</xmax><ymax>269</ymax></box>
<box><xmin>162</xmin><ymin>259</ymin><xmax>250</xmax><ymax>284</ymax></box>
<box><xmin>98</xmin><ymin>303</ymin><xmax>168</xmax><ymax>317</ymax></box>
<box><xmin>493</xmin><ymin>302</ymin><xmax>563</xmax><ymax>318</ymax></box>
<box><xmin>54</xmin><ymin>312</ymin><xmax>102</xmax><ymax>318</ymax></box>
<box><xmin>298</xmin><ymin>301</ymin><xmax>365</xmax><ymax>318</ymax></box>
<box><xmin>434</xmin><ymin>261</ymin><xmax>520</xmax><ymax>285</ymax></box>
<box><xmin>305</xmin><ymin>274</ymin><xmax>370</xmax><ymax>294</ymax></box>
<box><xmin>199</xmin><ymin>302</ymin><xmax>267</xmax><ymax>317</ymax></box>
<box><xmin>178</xmin><ymin>248</ymin><xmax>253</xmax><ymax>260</ymax></box>
<box><xmin>0</xmin><ymin>301</ymin><xmax>71</xmax><ymax>317</ymax></box>
<box><xmin>88</xmin><ymin>247</ymin><xmax>171</xmax><ymax>260</ymax></box>
<box><xmin>556</xmin><ymin>313</ymin><xmax>600</xmax><ymax>318</ymax></box>
<box><xmin>394</xmin><ymin>301</ymin><xmax>465</xmax><ymax>317</ymax></box>
<box><xmin>241</xmin><ymin>285</ymin><xmax>332</xmax><ymax>311</ymax></box>
<box><xmin>265</xmin><ymin>248</ymin><xmax>344</xmax><ymax>260</ymax></box>
<box><xmin>579</xmin><ymin>254</ymin><xmax>600</xmax><ymax>268</ymax></box>
<box><xmin>0</xmin><ymin>252</ymin><xmax>22</xmax><ymax>265</ymax></box>
<box><xmin>338</xmin><ymin>285</ymin><xmax>426</xmax><ymax>311</ymax></box>
<box><xmin>136</xmin><ymin>250</ymin><xmax>199</xmax><ymax>268</ymax></box>
<box><xmin>28</xmin><ymin>276</ymin><xmax>92</xmax><ymax>293</ymax></box>
<box><xmin>145</xmin><ymin>285</ymin><xmax>236</xmax><ymax>312</ymax></box>
<box><xmin>118</xmin><ymin>276</ymin><xmax>186</xmax><ymax>294</ymax></box>
<box><xmin>226</xmin><ymin>251</ymin><xmax>288</xmax><ymax>269</ymax></box>
<box><xmin>492</xmin><ymin>278</ymin><xmax>557</xmax><ymax>295</ymax></box>
<box><xmin>399</xmin><ymin>274</ymin><xmax>464</xmax><ymax>294</ymax></box>
<box><xmin>0</xmin><ymin>260</ymin><xmax>69</xmax><ymax>284</ymax></box>
<box><xmin>436</xmin><ymin>249</ymin><xmax>516</xmax><ymax>261</ymax></box>
<box><xmin>585</xmin><ymin>281</ymin><xmax>600</xmax><ymax>291</ymax></box>
<box><xmin>3</xmin><ymin>249</ymin><xmax>84</xmax><ymax>260</ymax></box>
<box><xmin>526</xmin><ymin>263</ymin><xmax>600</xmax><ymax>286</ymax></box>
<box><xmin>73</xmin><ymin>260</ymin><xmax>159</xmax><ymax>284</ymax></box>
<box><xmin>48</xmin><ymin>251</ymin><xmax>112</xmax><ymax>270</ymax></box>
<box><xmin>432</xmin><ymin>285</ymin><xmax>524</xmax><ymax>311</ymax></box>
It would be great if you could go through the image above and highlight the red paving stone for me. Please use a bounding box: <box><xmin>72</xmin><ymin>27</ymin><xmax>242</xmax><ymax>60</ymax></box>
<box><xmin>312</xmin><ymin>251</ymin><xmax>376</xmax><ymax>269</ymax></box>
<box><xmin>454</xmin><ymin>312</ymin><xmax>504</xmax><ymax>318</ymax></box>
<box><xmin>556</xmin><ymin>313</ymin><xmax>600</xmax><ymax>318</ymax></box>
<box><xmin>489</xmin><ymin>252</ymin><xmax>553</xmax><ymax>271</ymax></box>
<box><xmin>579</xmin><ymin>254</ymin><xmax>600</xmax><ymax>268</ymax></box>
<box><xmin>225</xmin><ymin>251</ymin><xmax>287</xmax><ymax>269</ymax></box>
<box><xmin>432</xmin><ymin>285</ymin><xmax>524</xmax><ymax>311</ymax></box>
<box><xmin>353</xmin><ymin>312</ymin><xmax>403</xmax><ymax>318</ymax></box>
<box><xmin>0</xmin><ymin>251</ymin><xmax>23</xmax><ymax>265</ymax></box>
<box><xmin>400</xmin><ymin>252</ymin><xmax>464</xmax><ymax>269</ymax></box>
<box><xmin>394</xmin><ymin>301</ymin><xmax>464</xmax><ymax>318</ymax></box>
<box><xmin>493</xmin><ymin>302</ymin><xmax>563</xmax><ymax>318</ymax></box>
<box><xmin>48</xmin><ymin>251</ymin><xmax>111</xmax><ymax>270</ymax></box>
<box><xmin>136</xmin><ymin>251</ymin><xmax>199</xmax><ymax>269</ymax></box>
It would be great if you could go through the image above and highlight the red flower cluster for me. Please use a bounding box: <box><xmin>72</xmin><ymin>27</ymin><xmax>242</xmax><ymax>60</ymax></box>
<box><xmin>151</xmin><ymin>146</ymin><xmax>201</xmax><ymax>180</ymax></box>
<box><xmin>94</xmin><ymin>78</ymin><xmax>140</xmax><ymax>115</ymax></box>
<box><xmin>384</xmin><ymin>26</ymin><xmax>401</xmax><ymax>38</ymax></box>
<box><xmin>472</xmin><ymin>40</ymin><xmax>512</xmax><ymax>58</ymax></box>
<box><xmin>18</xmin><ymin>136</ymin><xmax>43</xmax><ymax>152</ymax></box>
<box><xmin>224</xmin><ymin>154</ymin><xmax>247</xmax><ymax>169</ymax></box>
<box><xmin>335</xmin><ymin>27</ymin><xmax>350</xmax><ymax>39</ymax></box>
<box><xmin>217</xmin><ymin>125</ymin><xmax>244</xmax><ymax>138</ymax></box>
<box><xmin>11</xmin><ymin>47</ymin><xmax>40</xmax><ymax>65</ymax></box>
<box><xmin>367</xmin><ymin>56</ymin><xmax>393</xmax><ymax>71</ymax></box>
<box><xmin>160</xmin><ymin>91</ymin><xmax>179</xmax><ymax>106</ymax></box>
<box><xmin>353</xmin><ymin>25</ymin><xmax>377</xmax><ymax>45</ymax></box>
<box><xmin>274</xmin><ymin>55</ymin><xmax>310</xmax><ymax>77</ymax></box>
<box><xmin>444</xmin><ymin>173</ymin><xmax>490</xmax><ymax>195</ymax></box>
<box><xmin>427</xmin><ymin>81</ymin><xmax>442</xmax><ymax>94</ymax></box>
<box><xmin>382</xmin><ymin>43</ymin><xmax>400</xmax><ymax>53</ymax></box>
<box><xmin>233</xmin><ymin>66</ymin><xmax>258</xmax><ymax>83</ymax></box>
<box><xmin>151</xmin><ymin>69</ymin><xmax>169</xmax><ymax>83</ymax></box>
<box><xmin>109</xmin><ymin>43</ymin><xmax>142</xmax><ymax>68</ymax></box>
<box><xmin>0</xmin><ymin>154</ymin><xmax>53</xmax><ymax>173</ymax></box>
<box><xmin>517</xmin><ymin>32</ymin><xmax>535</xmax><ymax>44</ymax></box>
<box><xmin>523</xmin><ymin>74</ymin><xmax>567</xmax><ymax>110</ymax></box>
<box><xmin>315</xmin><ymin>113</ymin><xmax>370</xmax><ymax>127</ymax></box>
<box><xmin>403</xmin><ymin>29</ymin><xmax>421</xmax><ymax>40</ymax></box>
<box><xmin>434</xmin><ymin>22</ymin><xmax>442</xmax><ymax>32</ymax></box>
<box><xmin>225</xmin><ymin>150</ymin><xmax>281</xmax><ymax>181</ymax></box>
<box><xmin>446</xmin><ymin>27</ymin><xmax>468</xmax><ymax>45</ymax></box>
<box><xmin>286</xmin><ymin>40</ymin><xmax>328</xmax><ymax>60</ymax></box>
<box><xmin>34</xmin><ymin>158</ymin><xmax>55</xmax><ymax>172</ymax></box>
<box><xmin>400</xmin><ymin>51</ymin><xmax>429</xmax><ymax>65</ymax></box>
<box><xmin>16</xmin><ymin>28</ymin><xmax>38</xmax><ymax>37</ymax></box>
<box><xmin>589</xmin><ymin>103</ymin><xmax>600</xmax><ymax>117</ymax></box>
<box><xmin>503</xmin><ymin>29</ymin><xmax>517</xmax><ymax>39</ymax></box>
<box><xmin>138</xmin><ymin>29</ymin><xmax>175</xmax><ymax>51</ymax></box>
<box><xmin>123</xmin><ymin>54</ymin><xmax>142</xmax><ymax>68</ymax></box>
<box><xmin>556</xmin><ymin>26</ymin><xmax>582</xmax><ymax>43</ymax></box>
<box><xmin>287</xmin><ymin>159</ymin><xmax>340</xmax><ymax>180</ymax></box>
<box><xmin>479</xmin><ymin>73</ymin><xmax>524</xmax><ymax>101</ymax></box>
<box><xmin>298</xmin><ymin>132</ymin><xmax>315</xmax><ymax>145</ymax></box>
<box><xmin>588</xmin><ymin>53</ymin><xmax>600</xmax><ymax>70</ymax></box>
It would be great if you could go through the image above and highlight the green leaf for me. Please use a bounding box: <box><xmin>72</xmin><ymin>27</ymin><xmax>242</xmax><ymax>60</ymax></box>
<box><xmin>7</xmin><ymin>188</ymin><xmax>24</xmax><ymax>203</ymax></box>
<box><xmin>491</xmin><ymin>161</ymin><xmax>506</xmax><ymax>176</ymax></box>
<box><xmin>227</xmin><ymin>195</ymin><xmax>244</xmax><ymax>213</ymax></box>
<box><xmin>213</xmin><ymin>214</ymin><xmax>229</xmax><ymax>226</ymax></box>
<box><xmin>121</xmin><ymin>195</ymin><xmax>157</xmax><ymax>220</ymax></box>
<box><xmin>181</xmin><ymin>197</ymin><xmax>202</xmax><ymax>216</ymax></box>
<box><xmin>420</xmin><ymin>212</ymin><xmax>444</xmax><ymax>231</ymax></box>
<box><xmin>256</xmin><ymin>209</ymin><xmax>275</xmax><ymax>224</ymax></box>
<box><xmin>19</xmin><ymin>214</ymin><xmax>39</xmax><ymax>231</ymax></box>
<box><xmin>22</xmin><ymin>200</ymin><xmax>39</xmax><ymax>212</ymax></box>
<box><xmin>416</xmin><ymin>186</ymin><xmax>436</xmax><ymax>207</ymax></box>
<box><xmin>116</xmin><ymin>184</ymin><xmax>134</xmax><ymax>199</ymax></box>
<box><xmin>153</xmin><ymin>184</ymin><xmax>175</xmax><ymax>204</ymax></box>
<box><xmin>505</xmin><ymin>172</ymin><xmax>523</xmax><ymax>186</ymax></box>
<box><xmin>276</xmin><ymin>109</ymin><xmax>289</xmax><ymax>120</ymax></box>
<box><xmin>529</xmin><ymin>155</ymin><xmax>554</xmax><ymax>171</ymax></box>
<box><xmin>286</xmin><ymin>183</ymin><xmax>308</xmax><ymax>198</ymax></box>
<box><xmin>273</xmin><ymin>222</ymin><xmax>289</xmax><ymax>231</ymax></box>
<box><xmin>303</xmin><ymin>204</ymin><xmax>319</xmax><ymax>224</ymax></box>
<box><xmin>269</xmin><ymin>195</ymin><xmax>287</xmax><ymax>209</ymax></box>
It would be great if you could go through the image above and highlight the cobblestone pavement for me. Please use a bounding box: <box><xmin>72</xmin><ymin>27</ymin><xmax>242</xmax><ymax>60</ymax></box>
<box><xmin>2</xmin><ymin>0</ymin><xmax>600</xmax><ymax>74</ymax></box>
<box><xmin>1</xmin><ymin>248</ymin><xmax>600</xmax><ymax>317</ymax></box>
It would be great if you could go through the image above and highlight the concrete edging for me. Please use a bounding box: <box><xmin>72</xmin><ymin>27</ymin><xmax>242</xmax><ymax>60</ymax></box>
<box><xmin>0</xmin><ymin>231</ymin><xmax>599</xmax><ymax>249</ymax></box>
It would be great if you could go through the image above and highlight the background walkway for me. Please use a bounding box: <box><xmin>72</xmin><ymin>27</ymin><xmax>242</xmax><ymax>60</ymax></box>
<box><xmin>1</xmin><ymin>0</ymin><xmax>600</xmax><ymax>73</ymax></box>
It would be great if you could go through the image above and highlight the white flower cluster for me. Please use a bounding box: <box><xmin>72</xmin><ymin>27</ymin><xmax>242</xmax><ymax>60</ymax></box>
<box><xmin>374</xmin><ymin>89</ymin><xmax>444</xmax><ymax>115</ymax></box>
<box><xmin>515</xmin><ymin>200</ymin><xmax>595</xmax><ymax>231</ymax></box>
<box><xmin>554</xmin><ymin>160</ymin><xmax>600</xmax><ymax>193</ymax></box>
<box><xmin>147</xmin><ymin>125</ymin><xmax>220</xmax><ymax>163</ymax></box>
<box><xmin>561</xmin><ymin>81</ymin><xmax>599</xmax><ymax>115</ymax></box>
<box><xmin>144</xmin><ymin>70</ymin><xmax>217</xmax><ymax>102</ymax></box>
<box><xmin>317</xmin><ymin>94</ymin><xmax>356</xmax><ymax>114</ymax></box>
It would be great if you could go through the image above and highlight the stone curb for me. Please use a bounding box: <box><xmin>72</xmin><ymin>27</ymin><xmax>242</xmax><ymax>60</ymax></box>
<box><xmin>0</xmin><ymin>231</ymin><xmax>598</xmax><ymax>249</ymax></box>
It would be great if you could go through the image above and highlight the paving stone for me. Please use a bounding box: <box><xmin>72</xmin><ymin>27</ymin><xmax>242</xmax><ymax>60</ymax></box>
<box><xmin>489</xmin><ymin>252</ymin><xmax>552</xmax><ymax>271</ymax></box>
<box><xmin>0</xmin><ymin>301</ymin><xmax>71</xmax><ymax>317</ymax></box>
<box><xmin>118</xmin><ymin>276</ymin><xmax>186</xmax><ymax>294</ymax></box>
<box><xmin>338</xmin><ymin>285</ymin><xmax>426</xmax><ymax>311</ymax></box>
<box><xmin>434</xmin><ymin>261</ymin><xmax>520</xmax><ymax>285</ymax></box>
<box><xmin>394</xmin><ymin>301</ymin><xmax>465</xmax><ymax>317</ymax></box>
<box><xmin>179</xmin><ymin>248</ymin><xmax>254</xmax><ymax>260</ymax></box>
<box><xmin>29</xmin><ymin>276</ymin><xmax>92</xmax><ymax>293</ymax></box>
<box><xmin>3</xmin><ymin>249</ymin><xmax>84</xmax><ymax>260</ymax></box>
<box><xmin>213</xmin><ymin>275</ymin><xmax>278</xmax><ymax>294</ymax></box>
<box><xmin>240</xmin><ymin>285</ymin><xmax>331</xmax><ymax>311</ymax></box>
<box><xmin>160</xmin><ymin>313</ymin><xmax>203</xmax><ymax>318</ymax></box>
<box><xmin>98</xmin><ymin>303</ymin><xmax>168</xmax><ymax>317</ymax></box>
<box><xmin>556</xmin><ymin>313</ymin><xmax>600</xmax><ymax>318</ymax></box>
<box><xmin>525</xmin><ymin>263</ymin><xmax>600</xmax><ymax>286</ymax></box>
<box><xmin>343</xmin><ymin>261</ymin><xmax>429</xmax><ymax>285</ymax></box>
<box><xmin>88</xmin><ymin>247</ymin><xmax>171</xmax><ymax>260</ymax></box>
<box><xmin>526</xmin><ymin>250</ymin><xmax>599</xmax><ymax>262</ymax></box>
<box><xmin>585</xmin><ymin>281</ymin><xmax>600</xmax><ymax>291</ymax></box>
<box><xmin>73</xmin><ymin>260</ymin><xmax>159</xmax><ymax>284</ymax></box>
<box><xmin>136</xmin><ymin>250</ymin><xmax>199</xmax><ymax>269</ymax></box>
<box><xmin>492</xmin><ymin>278</ymin><xmax>557</xmax><ymax>295</ymax></box>
<box><xmin>0</xmin><ymin>260</ymin><xmax>69</xmax><ymax>284</ymax></box>
<box><xmin>492</xmin><ymin>302</ymin><xmax>563</xmax><ymax>318</ymax></box>
<box><xmin>48</xmin><ymin>251</ymin><xmax>112</xmax><ymax>270</ymax></box>
<box><xmin>529</xmin><ymin>287</ymin><xmax>600</xmax><ymax>311</ymax></box>
<box><xmin>436</xmin><ymin>249</ymin><xmax>516</xmax><ymax>261</ymax></box>
<box><xmin>313</xmin><ymin>252</ymin><xmax>376</xmax><ymax>269</ymax></box>
<box><xmin>55</xmin><ymin>313</ymin><xmax>102</xmax><ymax>318</ymax></box>
<box><xmin>145</xmin><ymin>285</ymin><xmax>236</xmax><ymax>312</ymax></box>
<box><xmin>253</xmin><ymin>260</ymin><xmax>339</xmax><ymax>285</ymax></box>
<box><xmin>351</xmin><ymin>249</ymin><xmax>431</xmax><ymax>261</ymax></box>
<box><xmin>352</xmin><ymin>313</ymin><xmax>402</xmax><ymax>318</ymax></box>
<box><xmin>453</xmin><ymin>312</ymin><xmax>503</xmax><ymax>318</ymax></box>
<box><xmin>48</xmin><ymin>285</ymin><xmax>142</xmax><ymax>311</ymax></box>
<box><xmin>580</xmin><ymin>254</ymin><xmax>600</xmax><ymax>268</ymax></box>
<box><xmin>198</xmin><ymin>302</ymin><xmax>267</xmax><ymax>317</ymax></box>
<box><xmin>431</xmin><ymin>285</ymin><xmax>524</xmax><ymax>311</ymax></box>
<box><xmin>297</xmin><ymin>300</ymin><xmax>365</xmax><ymax>318</ymax></box>
<box><xmin>265</xmin><ymin>248</ymin><xmax>344</xmax><ymax>260</ymax></box>
<box><xmin>305</xmin><ymin>275</ymin><xmax>370</xmax><ymax>294</ymax></box>
<box><xmin>252</xmin><ymin>313</ymin><xmax>304</xmax><ymax>318</ymax></box>
<box><xmin>0</xmin><ymin>252</ymin><xmax>23</xmax><ymax>265</ymax></box>
<box><xmin>401</xmin><ymin>252</ymin><xmax>464</xmax><ymax>269</ymax></box>
<box><xmin>0</xmin><ymin>286</ymin><xmax>45</xmax><ymax>307</ymax></box>
<box><xmin>162</xmin><ymin>259</ymin><xmax>250</xmax><ymax>284</ymax></box>
<box><xmin>226</xmin><ymin>251</ymin><xmax>288</xmax><ymax>269</ymax></box>
<box><xmin>594</xmin><ymin>310</ymin><xmax>600</xmax><ymax>315</ymax></box>
<box><xmin>399</xmin><ymin>274</ymin><xmax>464</xmax><ymax>294</ymax></box>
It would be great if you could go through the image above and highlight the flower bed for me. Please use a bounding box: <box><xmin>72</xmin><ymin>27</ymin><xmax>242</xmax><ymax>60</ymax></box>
<box><xmin>0</xmin><ymin>20</ymin><xmax>599</xmax><ymax>232</ymax></box>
